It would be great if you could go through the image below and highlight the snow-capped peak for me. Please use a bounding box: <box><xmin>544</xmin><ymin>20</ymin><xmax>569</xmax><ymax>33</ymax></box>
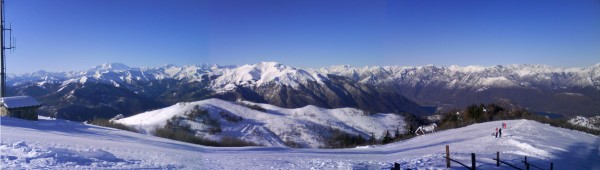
<box><xmin>91</xmin><ymin>63</ymin><xmax>131</xmax><ymax>72</ymax></box>
<box><xmin>211</xmin><ymin>62</ymin><xmax>321</xmax><ymax>91</ymax></box>
<box><xmin>448</xmin><ymin>65</ymin><xmax>485</xmax><ymax>73</ymax></box>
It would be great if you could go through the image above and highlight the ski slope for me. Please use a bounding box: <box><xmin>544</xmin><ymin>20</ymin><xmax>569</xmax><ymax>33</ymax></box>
<box><xmin>2</xmin><ymin>116</ymin><xmax>598</xmax><ymax>169</ymax></box>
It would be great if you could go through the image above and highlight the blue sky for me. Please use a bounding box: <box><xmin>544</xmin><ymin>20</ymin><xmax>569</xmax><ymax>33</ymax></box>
<box><xmin>3</xmin><ymin>0</ymin><xmax>600</xmax><ymax>73</ymax></box>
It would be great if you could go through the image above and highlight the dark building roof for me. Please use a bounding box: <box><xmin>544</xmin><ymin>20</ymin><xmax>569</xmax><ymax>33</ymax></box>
<box><xmin>0</xmin><ymin>96</ymin><xmax>42</xmax><ymax>109</ymax></box>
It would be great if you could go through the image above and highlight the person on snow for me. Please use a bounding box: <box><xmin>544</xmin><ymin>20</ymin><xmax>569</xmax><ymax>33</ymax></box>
<box><xmin>495</xmin><ymin>128</ymin><xmax>498</xmax><ymax>138</ymax></box>
<box><xmin>499</xmin><ymin>128</ymin><xmax>502</xmax><ymax>138</ymax></box>
<box><xmin>502</xmin><ymin>122</ymin><xmax>507</xmax><ymax>129</ymax></box>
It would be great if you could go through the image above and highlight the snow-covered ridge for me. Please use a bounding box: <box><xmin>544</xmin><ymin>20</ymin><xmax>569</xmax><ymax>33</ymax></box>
<box><xmin>211</xmin><ymin>62</ymin><xmax>322</xmax><ymax>91</ymax></box>
<box><xmin>317</xmin><ymin>63</ymin><xmax>600</xmax><ymax>89</ymax></box>
<box><xmin>8</xmin><ymin>62</ymin><xmax>600</xmax><ymax>91</ymax></box>
<box><xmin>115</xmin><ymin>98</ymin><xmax>405</xmax><ymax>148</ymax></box>
<box><xmin>568</xmin><ymin>116</ymin><xmax>600</xmax><ymax>130</ymax></box>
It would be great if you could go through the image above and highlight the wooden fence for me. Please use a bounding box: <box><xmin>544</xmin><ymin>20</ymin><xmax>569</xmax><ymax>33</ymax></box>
<box><xmin>440</xmin><ymin>145</ymin><xmax>478</xmax><ymax>170</ymax></box>
<box><xmin>442</xmin><ymin>145</ymin><xmax>554</xmax><ymax>170</ymax></box>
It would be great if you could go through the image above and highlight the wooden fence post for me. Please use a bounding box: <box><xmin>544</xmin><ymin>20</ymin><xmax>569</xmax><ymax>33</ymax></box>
<box><xmin>525</xmin><ymin>156</ymin><xmax>529</xmax><ymax>170</ymax></box>
<box><xmin>446</xmin><ymin>145</ymin><xmax>450</xmax><ymax>168</ymax></box>
<box><xmin>496</xmin><ymin>151</ymin><xmax>499</xmax><ymax>167</ymax></box>
<box><xmin>550</xmin><ymin>162</ymin><xmax>553</xmax><ymax>170</ymax></box>
<box><xmin>471</xmin><ymin>153</ymin><xmax>476</xmax><ymax>170</ymax></box>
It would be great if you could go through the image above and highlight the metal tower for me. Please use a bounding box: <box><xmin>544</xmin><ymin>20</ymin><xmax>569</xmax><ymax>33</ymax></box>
<box><xmin>1</xmin><ymin>0</ymin><xmax>16</xmax><ymax>98</ymax></box>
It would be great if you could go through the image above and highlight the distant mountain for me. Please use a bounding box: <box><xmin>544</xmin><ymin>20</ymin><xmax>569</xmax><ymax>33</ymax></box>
<box><xmin>7</xmin><ymin>62</ymin><xmax>600</xmax><ymax>121</ymax></box>
<box><xmin>317</xmin><ymin>64</ymin><xmax>600</xmax><ymax>115</ymax></box>
<box><xmin>207</xmin><ymin>62</ymin><xmax>424</xmax><ymax>115</ymax></box>
<box><xmin>6</xmin><ymin>62</ymin><xmax>423</xmax><ymax>121</ymax></box>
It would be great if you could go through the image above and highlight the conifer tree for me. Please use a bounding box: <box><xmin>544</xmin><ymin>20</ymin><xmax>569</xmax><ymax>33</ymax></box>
<box><xmin>394</xmin><ymin>127</ymin><xmax>401</xmax><ymax>140</ymax></box>
<box><xmin>382</xmin><ymin>130</ymin><xmax>393</xmax><ymax>144</ymax></box>
<box><xmin>369</xmin><ymin>132</ymin><xmax>376</xmax><ymax>145</ymax></box>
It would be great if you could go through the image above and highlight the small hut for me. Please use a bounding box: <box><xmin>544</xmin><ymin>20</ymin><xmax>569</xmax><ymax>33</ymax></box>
<box><xmin>0</xmin><ymin>96</ymin><xmax>41</xmax><ymax>121</ymax></box>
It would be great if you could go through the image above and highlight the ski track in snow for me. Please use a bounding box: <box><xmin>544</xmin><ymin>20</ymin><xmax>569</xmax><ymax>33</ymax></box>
<box><xmin>2</xmin><ymin>116</ymin><xmax>600</xmax><ymax>169</ymax></box>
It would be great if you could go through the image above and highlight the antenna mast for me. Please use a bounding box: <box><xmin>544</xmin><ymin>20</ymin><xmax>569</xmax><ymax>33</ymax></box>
<box><xmin>1</xmin><ymin>0</ymin><xmax>4</xmax><ymax>98</ymax></box>
<box><xmin>1</xmin><ymin>0</ymin><xmax>16</xmax><ymax>98</ymax></box>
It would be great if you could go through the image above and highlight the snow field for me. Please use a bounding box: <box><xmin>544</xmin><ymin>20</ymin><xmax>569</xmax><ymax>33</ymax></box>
<box><xmin>0</xmin><ymin>141</ymin><xmax>136</xmax><ymax>169</ymax></box>
<box><xmin>2</xmin><ymin>116</ymin><xmax>598</xmax><ymax>169</ymax></box>
<box><xmin>1</xmin><ymin>117</ymin><xmax>193</xmax><ymax>169</ymax></box>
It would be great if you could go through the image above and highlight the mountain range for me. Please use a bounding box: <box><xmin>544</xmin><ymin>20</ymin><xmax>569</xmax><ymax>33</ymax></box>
<box><xmin>6</xmin><ymin>62</ymin><xmax>600</xmax><ymax>121</ymax></box>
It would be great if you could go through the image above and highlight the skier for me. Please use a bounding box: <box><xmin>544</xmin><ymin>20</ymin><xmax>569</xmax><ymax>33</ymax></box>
<box><xmin>499</xmin><ymin>128</ymin><xmax>502</xmax><ymax>138</ymax></box>
<box><xmin>495</xmin><ymin>128</ymin><xmax>498</xmax><ymax>138</ymax></box>
<box><xmin>502</xmin><ymin>122</ymin><xmax>506</xmax><ymax>129</ymax></box>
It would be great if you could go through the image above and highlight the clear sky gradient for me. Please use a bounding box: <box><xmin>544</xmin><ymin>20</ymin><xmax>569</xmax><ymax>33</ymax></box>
<box><xmin>3</xmin><ymin>0</ymin><xmax>600</xmax><ymax>73</ymax></box>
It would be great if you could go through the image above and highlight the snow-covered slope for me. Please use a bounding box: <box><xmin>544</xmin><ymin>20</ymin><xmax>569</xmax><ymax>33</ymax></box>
<box><xmin>1</xmin><ymin>117</ymin><xmax>199</xmax><ymax>169</ymax></box>
<box><xmin>569</xmin><ymin>116</ymin><xmax>600</xmax><ymax>130</ymax></box>
<box><xmin>115</xmin><ymin>98</ymin><xmax>405</xmax><ymax>148</ymax></box>
<box><xmin>2</xmin><ymin>117</ymin><xmax>598</xmax><ymax>169</ymax></box>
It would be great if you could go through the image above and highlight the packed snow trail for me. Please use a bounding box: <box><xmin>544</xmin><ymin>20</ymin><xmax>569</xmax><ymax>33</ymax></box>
<box><xmin>2</xmin><ymin>117</ymin><xmax>599</xmax><ymax>169</ymax></box>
